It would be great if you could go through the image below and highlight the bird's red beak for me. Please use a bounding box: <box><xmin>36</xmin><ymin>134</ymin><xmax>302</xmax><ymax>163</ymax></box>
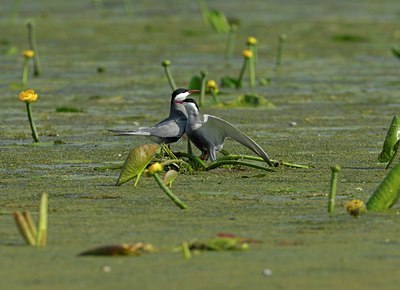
<box><xmin>189</xmin><ymin>90</ymin><xmax>200</xmax><ymax>94</ymax></box>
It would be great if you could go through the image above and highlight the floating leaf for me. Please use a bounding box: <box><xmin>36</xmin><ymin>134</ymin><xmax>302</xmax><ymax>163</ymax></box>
<box><xmin>189</xmin><ymin>237</ymin><xmax>248</xmax><ymax>251</ymax></box>
<box><xmin>378</xmin><ymin>115</ymin><xmax>400</xmax><ymax>163</ymax></box>
<box><xmin>116</xmin><ymin>144</ymin><xmax>159</xmax><ymax>186</ymax></box>
<box><xmin>163</xmin><ymin>169</ymin><xmax>179</xmax><ymax>188</ymax></box>
<box><xmin>78</xmin><ymin>242</ymin><xmax>155</xmax><ymax>256</ymax></box>
<box><xmin>234</xmin><ymin>94</ymin><xmax>274</xmax><ymax>108</ymax></box>
<box><xmin>188</xmin><ymin>75</ymin><xmax>202</xmax><ymax>91</ymax></box>
<box><xmin>366</xmin><ymin>163</ymin><xmax>400</xmax><ymax>211</ymax></box>
<box><xmin>391</xmin><ymin>46</ymin><xmax>400</xmax><ymax>60</ymax></box>
<box><xmin>331</xmin><ymin>34</ymin><xmax>369</xmax><ymax>42</ymax></box>
<box><xmin>220</xmin><ymin>76</ymin><xmax>239</xmax><ymax>88</ymax></box>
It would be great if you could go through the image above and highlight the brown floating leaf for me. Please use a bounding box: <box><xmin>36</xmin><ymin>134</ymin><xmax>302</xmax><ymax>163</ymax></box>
<box><xmin>78</xmin><ymin>243</ymin><xmax>155</xmax><ymax>256</ymax></box>
<box><xmin>116</xmin><ymin>144</ymin><xmax>159</xmax><ymax>186</ymax></box>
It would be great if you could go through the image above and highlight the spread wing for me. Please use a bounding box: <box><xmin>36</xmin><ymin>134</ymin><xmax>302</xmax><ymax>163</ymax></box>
<box><xmin>204</xmin><ymin>115</ymin><xmax>273</xmax><ymax>166</ymax></box>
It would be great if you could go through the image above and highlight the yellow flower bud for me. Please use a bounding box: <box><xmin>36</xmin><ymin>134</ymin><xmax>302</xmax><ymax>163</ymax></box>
<box><xmin>148</xmin><ymin>162</ymin><xmax>163</xmax><ymax>175</ymax></box>
<box><xmin>19</xmin><ymin>89</ymin><xmax>38</xmax><ymax>103</ymax></box>
<box><xmin>345</xmin><ymin>199</ymin><xmax>366</xmax><ymax>217</ymax></box>
<box><xmin>247</xmin><ymin>36</ymin><xmax>257</xmax><ymax>45</ymax></box>
<box><xmin>242</xmin><ymin>49</ymin><xmax>253</xmax><ymax>59</ymax></box>
<box><xmin>22</xmin><ymin>50</ymin><xmax>35</xmax><ymax>59</ymax></box>
<box><xmin>206</xmin><ymin>80</ymin><xmax>219</xmax><ymax>93</ymax></box>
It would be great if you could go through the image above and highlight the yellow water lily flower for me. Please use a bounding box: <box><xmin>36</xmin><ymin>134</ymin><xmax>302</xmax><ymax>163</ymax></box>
<box><xmin>345</xmin><ymin>199</ymin><xmax>366</xmax><ymax>217</ymax></box>
<box><xmin>148</xmin><ymin>162</ymin><xmax>163</xmax><ymax>175</ymax></box>
<box><xmin>22</xmin><ymin>50</ymin><xmax>35</xmax><ymax>59</ymax></box>
<box><xmin>242</xmin><ymin>49</ymin><xmax>253</xmax><ymax>59</ymax></box>
<box><xmin>206</xmin><ymin>80</ymin><xmax>219</xmax><ymax>94</ymax></box>
<box><xmin>247</xmin><ymin>36</ymin><xmax>257</xmax><ymax>45</ymax></box>
<box><xmin>19</xmin><ymin>89</ymin><xmax>38</xmax><ymax>103</ymax></box>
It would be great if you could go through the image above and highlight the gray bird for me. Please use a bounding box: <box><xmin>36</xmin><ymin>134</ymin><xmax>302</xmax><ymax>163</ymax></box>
<box><xmin>182</xmin><ymin>98</ymin><xmax>274</xmax><ymax>166</ymax></box>
<box><xmin>109</xmin><ymin>88</ymin><xmax>199</xmax><ymax>144</ymax></box>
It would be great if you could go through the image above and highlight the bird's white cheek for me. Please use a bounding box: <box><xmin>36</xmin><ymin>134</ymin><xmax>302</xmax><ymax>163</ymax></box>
<box><xmin>175</xmin><ymin>92</ymin><xmax>190</xmax><ymax>102</ymax></box>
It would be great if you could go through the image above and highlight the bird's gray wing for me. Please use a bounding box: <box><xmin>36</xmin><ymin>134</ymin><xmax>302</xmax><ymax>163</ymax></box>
<box><xmin>109</xmin><ymin>118</ymin><xmax>186</xmax><ymax>139</ymax></box>
<box><xmin>205</xmin><ymin>115</ymin><xmax>273</xmax><ymax>166</ymax></box>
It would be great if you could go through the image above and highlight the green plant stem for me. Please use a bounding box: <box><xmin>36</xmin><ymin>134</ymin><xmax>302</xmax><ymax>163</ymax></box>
<box><xmin>175</xmin><ymin>152</ymin><xmax>207</xmax><ymax>169</ymax></box>
<box><xmin>237</xmin><ymin>58</ymin><xmax>249</xmax><ymax>88</ymax></box>
<box><xmin>22</xmin><ymin>58</ymin><xmax>29</xmax><ymax>88</ymax></box>
<box><xmin>26</xmin><ymin>102</ymin><xmax>40</xmax><ymax>143</ymax></box>
<box><xmin>163</xmin><ymin>66</ymin><xmax>176</xmax><ymax>91</ymax></box>
<box><xmin>36</xmin><ymin>193</ymin><xmax>48</xmax><ymax>247</ymax></box>
<box><xmin>160</xmin><ymin>159</ymin><xmax>193</xmax><ymax>173</ymax></box>
<box><xmin>123</xmin><ymin>0</ymin><xmax>133</xmax><ymax>16</ymax></box>
<box><xmin>328</xmin><ymin>165</ymin><xmax>341</xmax><ymax>213</ymax></box>
<box><xmin>13</xmin><ymin>211</ymin><xmax>36</xmax><ymax>246</ymax></box>
<box><xmin>199</xmin><ymin>71</ymin><xmax>207</xmax><ymax>107</ymax></box>
<box><xmin>210</xmin><ymin>88</ymin><xmax>220</xmax><ymax>104</ymax></box>
<box><xmin>217</xmin><ymin>154</ymin><xmax>310</xmax><ymax>168</ymax></box>
<box><xmin>182</xmin><ymin>241</ymin><xmax>192</xmax><ymax>259</ymax></box>
<box><xmin>26</xmin><ymin>20</ymin><xmax>41</xmax><ymax>76</ymax></box>
<box><xmin>276</xmin><ymin>34</ymin><xmax>286</xmax><ymax>66</ymax></box>
<box><xmin>385</xmin><ymin>140</ymin><xmax>400</xmax><ymax>169</ymax></box>
<box><xmin>206</xmin><ymin>160</ymin><xmax>276</xmax><ymax>172</ymax></box>
<box><xmin>225</xmin><ymin>25</ymin><xmax>237</xmax><ymax>60</ymax></box>
<box><xmin>22</xmin><ymin>210</ymin><xmax>37</xmax><ymax>238</ymax></box>
<box><xmin>197</xmin><ymin>0</ymin><xmax>209</xmax><ymax>25</ymax></box>
<box><xmin>153</xmin><ymin>173</ymin><xmax>188</xmax><ymax>209</ymax></box>
<box><xmin>248</xmin><ymin>50</ymin><xmax>256</xmax><ymax>88</ymax></box>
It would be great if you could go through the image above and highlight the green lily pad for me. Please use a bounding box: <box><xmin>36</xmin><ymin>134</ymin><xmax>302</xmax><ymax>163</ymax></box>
<box><xmin>116</xmin><ymin>144</ymin><xmax>159</xmax><ymax>186</ymax></box>
<box><xmin>366</xmin><ymin>163</ymin><xmax>400</xmax><ymax>211</ymax></box>
<box><xmin>216</xmin><ymin>94</ymin><xmax>275</xmax><ymax>109</ymax></box>
<box><xmin>378</xmin><ymin>115</ymin><xmax>400</xmax><ymax>163</ymax></box>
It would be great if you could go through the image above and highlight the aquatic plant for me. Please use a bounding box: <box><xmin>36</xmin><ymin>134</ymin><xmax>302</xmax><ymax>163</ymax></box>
<box><xmin>21</xmin><ymin>50</ymin><xmax>34</xmax><ymax>88</ymax></box>
<box><xmin>276</xmin><ymin>34</ymin><xmax>286</xmax><ymax>66</ymax></box>
<box><xmin>26</xmin><ymin>20</ymin><xmax>41</xmax><ymax>76</ymax></box>
<box><xmin>148</xmin><ymin>162</ymin><xmax>188</xmax><ymax>209</ymax></box>
<box><xmin>206</xmin><ymin>79</ymin><xmax>220</xmax><ymax>104</ymax></box>
<box><xmin>19</xmin><ymin>89</ymin><xmax>40</xmax><ymax>143</ymax></box>
<box><xmin>79</xmin><ymin>242</ymin><xmax>154</xmax><ymax>256</ymax></box>
<box><xmin>162</xmin><ymin>59</ymin><xmax>176</xmax><ymax>91</ymax></box>
<box><xmin>116</xmin><ymin>143</ymin><xmax>159</xmax><ymax>186</ymax></box>
<box><xmin>225</xmin><ymin>24</ymin><xmax>238</xmax><ymax>60</ymax></box>
<box><xmin>115</xmin><ymin>143</ymin><xmax>309</xmax><ymax>209</ymax></box>
<box><xmin>366</xmin><ymin>163</ymin><xmax>400</xmax><ymax>211</ymax></box>
<box><xmin>237</xmin><ymin>49</ymin><xmax>253</xmax><ymax>88</ymax></box>
<box><xmin>197</xmin><ymin>0</ymin><xmax>229</xmax><ymax>33</ymax></box>
<box><xmin>13</xmin><ymin>193</ymin><xmax>48</xmax><ymax>247</ymax></box>
<box><xmin>345</xmin><ymin>199</ymin><xmax>366</xmax><ymax>217</ymax></box>
<box><xmin>246</xmin><ymin>37</ymin><xmax>257</xmax><ymax>88</ymax></box>
<box><xmin>328</xmin><ymin>165</ymin><xmax>341</xmax><ymax>213</ymax></box>
<box><xmin>392</xmin><ymin>46</ymin><xmax>400</xmax><ymax>60</ymax></box>
<box><xmin>378</xmin><ymin>115</ymin><xmax>400</xmax><ymax>169</ymax></box>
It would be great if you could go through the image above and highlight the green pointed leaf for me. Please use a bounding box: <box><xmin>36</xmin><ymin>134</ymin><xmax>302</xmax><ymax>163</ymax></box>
<box><xmin>207</xmin><ymin>10</ymin><xmax>230</xmax><ymax>33</ymax></box>
<box><xmin>378</xmin><ymin>115</ymin><xmax>400</xmax><ymax>163</ymax></box>
<box><xmin>366</xmin><ymin>163</ymin><xmax>400</xmax><ymax>211</ymax></box>
<box><xmin>116</xmin><ymin>144</ymin><xmax>159</xmax><ymax>186</ymax></box>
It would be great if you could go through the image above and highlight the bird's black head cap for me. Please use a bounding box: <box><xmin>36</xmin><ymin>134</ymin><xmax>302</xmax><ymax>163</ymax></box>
<box><xmin>171</xmin><ymin>88</ymin><xmax>189</xmax><ymax>101</ymax></box>
<box><xmin>183</xmin><ymin>98</ymin><xmax>200</xmax><ymax>110</ymax></box>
